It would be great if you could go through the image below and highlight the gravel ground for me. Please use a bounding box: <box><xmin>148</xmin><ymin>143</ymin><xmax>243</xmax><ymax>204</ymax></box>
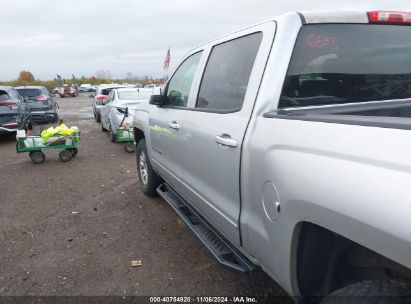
<box><xmin>0</xmin><ymin>94</ymin><xmax>290</xmax><ymax>301</ymax></box>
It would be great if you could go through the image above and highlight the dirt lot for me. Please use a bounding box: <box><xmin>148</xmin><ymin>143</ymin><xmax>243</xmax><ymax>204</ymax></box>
<box><xmin>0</xmin><ymin>95</ymin><xmax>288</xmax><ymax>299</ymax></box>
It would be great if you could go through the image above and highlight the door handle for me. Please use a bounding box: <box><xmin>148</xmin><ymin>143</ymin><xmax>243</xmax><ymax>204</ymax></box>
<box><xmin>215</xmin><ymin>135</ymin><xmax>238</xmax><ymax>148</ymax></box>
<box><xmin>168</xmin><ymin>122</ymin><xmax>180</xmax><ymax>130</ymax></box>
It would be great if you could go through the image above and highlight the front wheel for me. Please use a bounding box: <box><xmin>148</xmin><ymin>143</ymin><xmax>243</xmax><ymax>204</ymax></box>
<box><xmin>136</xmin><ymin>139</ymin><xmax>162</xmax><ymax>196</ymax></box>
<box><xmin>30</xmin><ymin>151</ymin><xmax>46</xmax><ymax>164</ymax></box>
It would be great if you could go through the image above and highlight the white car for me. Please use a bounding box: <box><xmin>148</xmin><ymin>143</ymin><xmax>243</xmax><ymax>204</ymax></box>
<box><xmin>100</xmin><ymin>87</ymin><xmax>153</xmax><ymax>141</ymax></box>
<box><xmin>143</xmin><ymin>84</ymin><xmax>157</xmax><ymax>88</ymax></box>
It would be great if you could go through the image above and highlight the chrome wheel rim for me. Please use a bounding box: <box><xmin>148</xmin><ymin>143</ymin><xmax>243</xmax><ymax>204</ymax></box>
<box><xmin>139</xmin><ymin>151</ymin><xmax>148</xmax><ymax>185</ymax></box>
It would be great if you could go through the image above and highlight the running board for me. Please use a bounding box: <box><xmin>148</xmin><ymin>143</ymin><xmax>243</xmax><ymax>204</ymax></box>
<box><xmin>157</xmin><ymin>183</ymin><xmax>256</xmax><ymax>274</ymax></box>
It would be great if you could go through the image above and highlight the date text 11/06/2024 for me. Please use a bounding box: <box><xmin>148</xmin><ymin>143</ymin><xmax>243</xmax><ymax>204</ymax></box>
<box><xmin>149</xmin><ymin>297</ymin><xmax>258</xmax><ymax>303</ymax></box>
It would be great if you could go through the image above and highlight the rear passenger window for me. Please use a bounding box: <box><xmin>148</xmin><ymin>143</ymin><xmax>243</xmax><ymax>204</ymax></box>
<box><xmin>196</xmin><ymin>32</ymin><xmax>262</xmax><ymax>112</ymax></box>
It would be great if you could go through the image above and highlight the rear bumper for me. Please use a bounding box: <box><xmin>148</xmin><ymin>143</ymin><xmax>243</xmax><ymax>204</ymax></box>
<box><xmin>0</xmin><ymin>126</ymin><xmax>18</xmax><ymax>134</ymax></box>
<box><xmin>30</xmin><ymin>110</ymin><xmax>58</xmax><ymax>122</ymax></box>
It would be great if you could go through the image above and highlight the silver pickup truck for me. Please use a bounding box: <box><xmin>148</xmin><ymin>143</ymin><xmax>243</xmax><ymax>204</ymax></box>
<box><xmin>133</xmin><ymin>11</ymin><xmax>411</xmax><ymax>302</ymax></box>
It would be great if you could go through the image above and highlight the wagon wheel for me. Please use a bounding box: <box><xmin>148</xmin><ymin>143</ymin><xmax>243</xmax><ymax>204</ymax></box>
<box><xmin>59</xmin><ymin>149</ymin><xmax>73</xmax><ymax>162</ymax></box>
<box><xmin>30</xmin><ymin>151</ymin><xmax>46</xmax><ymax>164</ymax></box>
<box><xmin>68</xmin><ymin>148</ymin><xmax>78</xmax><ymax>157</ymax></box>
<box><xmin>124</xmin><ymin>142</ymin><xmax>134</xmax><ymax>153</ymax></box>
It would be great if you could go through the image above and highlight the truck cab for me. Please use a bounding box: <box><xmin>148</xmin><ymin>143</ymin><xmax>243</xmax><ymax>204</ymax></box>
<box><xmin>133</xmin><ymin>11</ymin><xmax>411</xmax><ymax>301</ymax></box>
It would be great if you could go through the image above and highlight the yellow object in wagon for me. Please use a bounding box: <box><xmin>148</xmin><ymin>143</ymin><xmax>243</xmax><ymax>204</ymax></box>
<box><xmin>40</xmin><ymin>124</ymin><xmax>79</xmax><ymax>142</ymax></box>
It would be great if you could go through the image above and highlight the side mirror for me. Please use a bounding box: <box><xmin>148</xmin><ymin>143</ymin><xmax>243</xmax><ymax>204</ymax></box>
<box><xmin>24</xmin><ymin>96</ymin><xmax>29</xmax><ymax>102</ymax></box>
<box><xmin>149</xmin><ymin>87</ymin><xmax>167</xmax><ymax>106</ymax></box>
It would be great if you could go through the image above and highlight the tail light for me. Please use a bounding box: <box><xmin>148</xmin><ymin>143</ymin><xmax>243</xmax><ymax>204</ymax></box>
<box><xmin>35</xmin><ymin>94</ymin><xmax>49</xmax><ymax>105</ymax></box>
<box><xmin>95</xmin><ymin>95</ymin><xmax>107</xmax><ymax>101</ymax></box>
<box><xmin>2</xmin><ymin>122</ymin><xmax>18</xmax><ymax>127</ymax></box>
<box><xmin>368</xmin><ymin>11</ymin><xmax>411</xmax><ymax>24</ymax></box>
<box><xmin>95</xmin><ymin>95</ymin><xmax>107</xmax><ymax>105</ymax></box>
<box><xmin>0</xmin><ymin>101</ymin><xmax>18</xmax><ymax>110</ymax></box>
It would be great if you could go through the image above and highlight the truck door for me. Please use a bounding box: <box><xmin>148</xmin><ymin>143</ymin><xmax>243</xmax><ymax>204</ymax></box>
<box><xmin>148</xmin><ymin>51</ymin><xmax>203</xmax><ymax>193</ymax></box>
<box><xmin>178</xmin><ymin>23</ymin><xmax>276</xmax><ymax>246</ymax></box>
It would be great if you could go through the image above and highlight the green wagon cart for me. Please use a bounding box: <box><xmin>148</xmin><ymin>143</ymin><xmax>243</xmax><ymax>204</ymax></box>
<box><xmin>115</xmin><ymin>127</ymin><xmax>134</xmax><ymax>153</ymax></box>
<box><xmin>16</xmin><ymin>132</ymin><xmax>81</xmax><ymax>164</ymax></box>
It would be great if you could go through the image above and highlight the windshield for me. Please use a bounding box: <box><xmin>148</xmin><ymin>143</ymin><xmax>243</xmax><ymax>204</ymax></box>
<box><xmin>0</xmin><ymin>91</ymin><xmax>10</xmax><ymax>102</ymax></box>
<box><xmin>279</xmin><ymin>24</ymin><xmax>411</xmax><ymax>108</ymax></box>
<box><xmin>118</xmin><ymin>90</ymin><xmax>152</xmax><ymax>100</ymax></box>
<box><xmin>16</xmin><ymin>88</ymin><xmax>42</xmax><ymax>98</ymax></box>
<box><xmin>99</xmin><ymin>87</ymin><xmax>124</xmax><ymax>95</ymax></box>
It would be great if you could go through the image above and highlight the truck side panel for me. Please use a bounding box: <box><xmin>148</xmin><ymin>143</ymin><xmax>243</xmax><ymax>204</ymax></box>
<box><xmin>241</xmin><ymin>116</ymin><xmax>411</xmax><ymax>295</ymax></box>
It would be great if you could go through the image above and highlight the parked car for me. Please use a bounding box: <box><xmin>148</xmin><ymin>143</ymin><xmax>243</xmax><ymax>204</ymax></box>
<box><xmin>57</xmin><ymin>84</ymin><xmax>78</xmax><ymax>98</ymax></box>
<box><xmin>0</xmin><ymin>86</ymin><xmax>31</xmax><ymax>134</ymax></box>
<box><xmin>52</xmin><ymin>87</ymin><xmax>59</xmax><ymax>95</ymax></box>
<box><xmin>143</xmin><ymin>84</ymin><xmax>156</xmax><ymax>88</ymax></box>
<box><xmin>79</xmin><ymin>84</ymin><xmax>91</xmax><ymax>92</ymax></box>
<box><xmin>133</xmin><ymin>10</ymin><xmax>411</xmax><ymax>302</ymax></box>
<box><xmin>15</xmin><ymin>86</ymin><xmax>59</xmax><ymax>123</ymax></box>
<box><xmin>90</xmin><ymin>84</ymin><xmax>125</xmax><ymax>122</ymax></box>
<box><xmin>100</xmin><ymin>88</ymin><xmax>153</xmax><ymax>142</ymax></box>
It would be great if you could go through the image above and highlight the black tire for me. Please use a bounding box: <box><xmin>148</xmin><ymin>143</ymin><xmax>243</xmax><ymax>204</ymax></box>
<box><xmin>110</xmin><ymin>125</ymin><xmax>116</xmax><ymax>142</ymax></box>
<box><xmin>320</xmin><ymin>279</ymin><xmax>411</xmax><ymax>304</ymax></box>
<box><xmin>111</xmin><ymin>131</ymin><xmax>116</xmax><ymax>142</ymax></box>
<box><xmin>124</xmin><ymin>142</ymin><xmax>134</xmax><ymax>153</ymax></box>
<box><xmin>68</xmin><ymin>148</ymin><xmax>78</xmax><ymax>157</ymax></box>
<box><xmin>96</xmin><ymin>113</ymin><xmax>101</xmax><ymax>123</ymax></box>
<box><xmin>29</xmin><ymin>151</ymin><xmax>46</xmax><ymax>164</ymax></box>
<box><xmin>59</xmin><ymin>149</ymin><xmax>73</xmax><ymax>162</ymax></box>
<box><xmin>136</xmin><ymin>139</ymin><xmax>162</xmax><ymax>196</ymax></box>
<box><xmin>52</xmin><ymin>115</ymin><xmax>59</xmax><ymax>123</ymax></box>
<box><xmin>101</xmin><ymin>122</ymin><xmax>107</xmax><ymax>132</ymax></box>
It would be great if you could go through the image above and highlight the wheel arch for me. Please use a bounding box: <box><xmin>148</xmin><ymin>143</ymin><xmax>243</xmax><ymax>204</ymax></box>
<box><xmin>292</xmin><ymin>221</ymin><xmax>411</xmax><ymax>298</ymax></box>
<box><xmin>133</xmin><ymin>127</ymin><xmax>145</xmax><ymax>145</ymax></box>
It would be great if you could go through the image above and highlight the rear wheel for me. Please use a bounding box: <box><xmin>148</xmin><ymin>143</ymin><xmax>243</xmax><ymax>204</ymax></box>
<box><xmin>101</xmin><ymin>122</ymin><xmax>107</xmax><ymax>132</ymax></box>
<box><xmin>110</xmin><ymin>124</ymin><xmax>116</xmax><ymax>142</ymax></box>
<box><xmin>111</xmin><ymin>131</ymin><xmax>116</xmax><ymax>142</ymax></box>
<box><xmin>59</xmin><ymin>149</ymin><xmax>73</xmax><ymax>162</ymax></box>
<box><xmin>320</xmin><ymin>279</ymin><xmax>411</xmax><ymax>304</ymax></box>
<box><xmin>68</xmin><ymin>148</ymin><xmax>78</xmax><ymax>157</ymax></box>
<box><xmin>29</xmin><ymin>151</ymin><xmax>46</xmax><ymax>164</ymax></box>
<box><xmin>136</xmin><ymin>139</ymin><xmax>162</xmax><ymax>196</ymax></box>
<box><xmin>124</xmin><ymin>142</ymin><xmax>134</xmax><ymax>153</ymax></box>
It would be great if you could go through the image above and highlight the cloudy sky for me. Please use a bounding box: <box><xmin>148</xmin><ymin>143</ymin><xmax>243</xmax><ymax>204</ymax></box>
<box><xmin>0</xmin><ymin>0</ymin><xmax>410</xmax><ymax>81</ymax></box>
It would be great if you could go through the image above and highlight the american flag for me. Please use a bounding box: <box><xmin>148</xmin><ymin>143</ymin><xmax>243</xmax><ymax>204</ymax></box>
<box><xmin>163</xmin><ymin>47</ymin><xmax>170</xmax><ymax>70</ymax></box>
<box><xmin>56</xmin><ymin>74</ymin><xmax>62</xmax><ymax>88</ymax></box>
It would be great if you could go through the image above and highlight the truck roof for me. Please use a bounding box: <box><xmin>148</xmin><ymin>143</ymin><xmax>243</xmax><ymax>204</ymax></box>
<box><xmin>299</xmin><ymin>10</ymin><xmax>369</xmax><ymax>24</ymax></box>
<box><xmin>185</xmin><ymin>10</ymin><xmax>372</xmax><ymax>58</ymax></box>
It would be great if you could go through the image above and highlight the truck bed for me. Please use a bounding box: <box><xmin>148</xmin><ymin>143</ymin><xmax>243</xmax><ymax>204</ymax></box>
<box><xmin>266</xmin><ymin>99</ymin><xmax>411</xmax><ymax>130</ymax></box>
